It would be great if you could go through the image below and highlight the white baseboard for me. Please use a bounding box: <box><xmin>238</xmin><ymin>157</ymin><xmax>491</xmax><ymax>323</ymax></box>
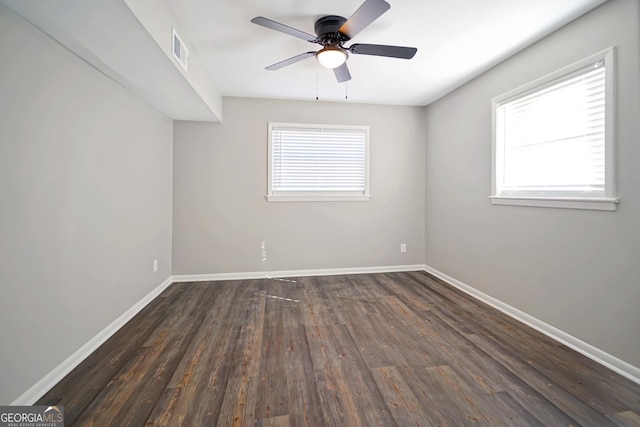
<box><xmin>11</xmin><ymin>276</ymin><xmax>174</xmax><ymax>406</ymax></box>
<box><xmin>423</xmin><ymin>265</ymin><xmax>640</xmax><ymax>386</ymax></box>
<box><xmin>171</xmin><ymin>264</ymin><xmax>427</xmax><ymax>283</ymax></box>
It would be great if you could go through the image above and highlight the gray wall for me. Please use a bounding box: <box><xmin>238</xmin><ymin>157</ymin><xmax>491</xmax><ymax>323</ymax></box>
<box><xmin>0</xmin><ymin>5</ymin><xmax>173</xmax><ymax>404</ymax></box>
<box><xmin>173</xmin><ymin>97</ymin><xmax>426</xmax><ymax>274</ymax></box>
<box><xmin>424</xmin><ymin>0</ymin><xmax>640</xmax><ymax>367</ymax></box>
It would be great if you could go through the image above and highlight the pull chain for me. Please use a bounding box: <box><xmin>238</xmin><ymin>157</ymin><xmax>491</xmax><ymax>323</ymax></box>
<box><xmin>316</xmin><ymin>62</ymin><xmax>319</xmax><ymax>101</ymax></box>
<box><xmin>345</xmin><ymin>81</ymin><xmax>348</xmax><ymax>100</ymax></box>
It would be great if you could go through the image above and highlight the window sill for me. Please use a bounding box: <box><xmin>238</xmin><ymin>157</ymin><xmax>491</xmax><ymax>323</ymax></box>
<box><xmin>490</xmin><ymin>196</ymin><xmax>619</xmax><ymax>211</ymax></box>
<box><xmin>266</xmin><ymin>194</ymin><xmax>371</xmax><ymax>202</ymax></box>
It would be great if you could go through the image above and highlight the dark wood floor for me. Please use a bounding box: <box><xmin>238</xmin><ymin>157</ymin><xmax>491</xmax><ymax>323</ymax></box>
<box><xmin>38</xmin><ymin>271</ymin><xmax>640</xmax><ymax>426</ymax></box>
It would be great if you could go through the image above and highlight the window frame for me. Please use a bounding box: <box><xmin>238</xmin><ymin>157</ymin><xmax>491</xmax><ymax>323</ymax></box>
<box><xmin>266</xmin><ymin>122</ymin><xmax>371</xmax><ymax>202</ymax></box>
<box><xmin>490</xmin><ymin>47</ymin><xmax>618</xmax><ymax>211</ymax></box>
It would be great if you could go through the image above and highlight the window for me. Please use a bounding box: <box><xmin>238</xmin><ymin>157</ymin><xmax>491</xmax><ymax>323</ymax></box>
<box><xmin>491</xmin><ymin>47</ymin><xmax>618</xmax><ymax>211</ymax></box>
<box><xmin>267</xmin><ymin>123</ymin><xmax>370</xmax><ymax>201</ymax></box>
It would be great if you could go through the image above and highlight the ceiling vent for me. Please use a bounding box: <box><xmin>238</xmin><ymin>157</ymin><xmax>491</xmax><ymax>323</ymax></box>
<box><xmin>172</xmin><ymin>28</ymin><xmax>188</xmax><ymax>72</ymax></box>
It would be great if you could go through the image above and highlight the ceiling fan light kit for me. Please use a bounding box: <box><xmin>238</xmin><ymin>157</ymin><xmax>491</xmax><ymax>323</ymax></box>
<box><xmin>316</xmin><ymin>47</ymin><xmax>348</xmax><ymax>69</ymax></box>
<box><xmin>251</xmin><ymin>0</ymin><xmax>417</xmax><ymax>83</ymax></box>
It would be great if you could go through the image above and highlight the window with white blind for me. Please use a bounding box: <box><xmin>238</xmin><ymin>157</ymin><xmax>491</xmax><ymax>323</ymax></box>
<box><xmin>491</xmin><ymin>47</ymin><xmax>618</xmax><ymax>211</ymax></box>
<box><xmin>267</xmin><ymin>123</ymin><xmax>370</xmax><ymax>201</ymax></box>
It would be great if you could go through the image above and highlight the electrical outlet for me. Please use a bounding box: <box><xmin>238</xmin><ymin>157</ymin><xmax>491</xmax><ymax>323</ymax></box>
<box><xmin>400</xmin><ymin>243</ymin><xmax>407</xmax><ymax>253</ymax></box>
<box><xmin>153</xmin><ymin>259</ymin><xmax>158</xmax><ymax>272</ymax></box>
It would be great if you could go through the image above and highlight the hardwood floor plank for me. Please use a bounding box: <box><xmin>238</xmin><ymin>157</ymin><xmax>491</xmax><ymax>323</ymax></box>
<box><xmin>355</xmin><ymin>278</ymin><xmax>504</xmax><ymax>395</ymax></box>
<box><xmin>473</xmin><ymin>391</ymin><xmax>546</xmax><ymax>427</ymax></box>
<box><xmin>412</xmin><ymin>271</ymin><xmax>640</xmax><ymax>421</ymax></box>
<box><xmin>255</xmin><ymin>414</ymin><xmax>290</xmax><ymax>427</ymax></box>
<box><xmin>35</xmin><ymin>288</ymin><xmax>174</xmax><ymax>423</ymax></box>
<box><xmin>224</xmin><ymin>281</ymin><xmax>268</xmax><ymax>427</ymax></box>
<box><xmin>144</xmin><ymin>284</ymin><xmax>240</xmax><ymax>426</ymax></box>
<box><xmin>421</xmin><ymin>310</ymin><xmax>508</xmax><ymax>394</ymax></box>
<box><xmin>329</xmin><ymin>323</ymin><xmax>397</xmax><ymax>426</ymax></box>
<box><xmin>371</xmin><ymin>365</ymin><xmax>435</xmax><ymax>427</ymax></box>
<box><xmin>346</xmin><ymin>275</ymin><xmax>443</xmax><ymax>368</ymax></box>
<box><xmin>255</xmin><ymin>284</ymin><xmax>289</xmax><ymax>419</ymax></box>
<box><xmin>72</xmin><ymin>286</ymin><xmax>210</xmax><ymax>426</ymax></box>
<box><xmin>395</xmin><ymin>351</ymin><xmax>580</xmax><ymax>426</ymax></box>
<box><xmin>300</xmin><ymin>277</ymin><xmax>341</xmax><ymax>371</ymax></box>
<box><xmin>36</xmin><ymin>272</ymin><xmax>640</xmax><ymax>426</ymax></box>
<box><xmin>343</xmin><ymin>316</ymin><xmax>407</xmax><ymax>369</ymax></box>
<box><xmin>282</xmin><ymin>303</ymin><xmax>325</xmax><ymax>426</ymax></box>
<box><xmin>608</xmin><ymin>410</ymin><xmax>640</xmax><ymax>427</ymax></box>
<box><xmin>468</xmin><ymin>332</ymin><xmax>615</xmax><ymax>426</ymax></box>
<box><xmin>36</xmin><ymin>283</ymin><xmax>196</xmax><ymax>425</ymax></box>
<box><xmin>464</xmin><ymin>305</ymin><xmax>636</xmax><ymax>416</ymax></box>
<box><xmin>419</xmin><ymin>364</ymin><xmax>490</xmax><ymax>426</ymax></box>
<box><xmin>552</xmin><ymin>343</ymin><xmax>640</xmax><ymax>412</ymax></box>
<box><xmin>314</xmin><ymin>367</ymin><xmax>362</xmax><ymax>427</ymax></box>
<box><xmin>217</xmin><ymin>377</ymin><xmax>243</xmax><ymax>427</ymax></box>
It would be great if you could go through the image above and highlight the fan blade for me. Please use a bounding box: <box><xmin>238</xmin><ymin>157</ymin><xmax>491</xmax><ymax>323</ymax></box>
<box><xmin>349</xmin><ymin>43</ymin><xmax>417</xmax><ymax>59</ymax></box>
<box><xmin>339</xmin><ymin>0</ymin><xmax>390</xmax><ymax>39</ymax></box>
<box><xmin>333</xmin><ymin>63</ymin><xmax>352</xmax><ymax>83</ymax></box>
<box><xmin>251</xmin><ymin>17</ymin><xmax>316</xmax><ymax>42</ymax></box>
<box><xmin>266</xmin><ymin>52</ymin><xmax>316</xmax><ymax>70</ymax></box>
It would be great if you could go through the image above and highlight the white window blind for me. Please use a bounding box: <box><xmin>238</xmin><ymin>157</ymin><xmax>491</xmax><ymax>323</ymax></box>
<box><xmin>491</xmin><ymin>48</ymin><xmax>617</xmax><ymax>211</ymax></box>
<box><xmin>267</xmin><ymin>123</ymin><xmax>370</xmax><ymax>201</ymax></box>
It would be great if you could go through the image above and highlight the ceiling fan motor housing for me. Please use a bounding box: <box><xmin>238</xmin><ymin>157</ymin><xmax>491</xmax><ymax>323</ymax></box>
<box><xmin>314</xmin><ymin>15</ymin><xmax>350</xmax><ymax>45</ymax></box>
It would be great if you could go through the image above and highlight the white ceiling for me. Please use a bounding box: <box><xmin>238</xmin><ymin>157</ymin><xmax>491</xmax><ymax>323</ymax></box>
<box><xmin>166</xmin><ymin>0</ymin><xmax>606</xmax><ymax>105</ymax></box>
<box><xmin>2</xmin><ymin>0</ymin><xmax>607</xmax><ymax>117</ymax></box>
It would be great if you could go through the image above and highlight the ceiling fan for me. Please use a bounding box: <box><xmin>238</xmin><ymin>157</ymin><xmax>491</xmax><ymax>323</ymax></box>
<box><xmin>251</xmin><ymin>0</ymin><xmax>417</xmax><ymax>83</ymax></box>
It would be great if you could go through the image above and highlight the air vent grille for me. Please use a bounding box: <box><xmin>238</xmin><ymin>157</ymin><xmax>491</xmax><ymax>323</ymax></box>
<box><xmin>172</xmin><ymin>28</ymin><xmax>188</xmax><ymax>72</ymax></box>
